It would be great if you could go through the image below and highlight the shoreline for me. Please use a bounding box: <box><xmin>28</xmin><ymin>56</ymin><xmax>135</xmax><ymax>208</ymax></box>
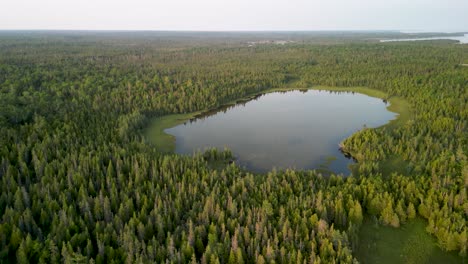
<box><xmin>144</xmin><ymin>85</ymin><xmax>411</xmax><ymax>155</ymax></box>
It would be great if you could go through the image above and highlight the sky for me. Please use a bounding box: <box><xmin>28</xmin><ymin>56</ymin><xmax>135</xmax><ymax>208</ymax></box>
<box><xmin>1</xmin><ymin>0</ymin><xmax>467</xmax><ymax>32</ymax></box>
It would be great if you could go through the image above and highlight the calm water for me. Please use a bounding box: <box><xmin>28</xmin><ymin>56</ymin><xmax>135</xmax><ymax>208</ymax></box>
<box><xmin>166</xmin><ymin>90</ymin><xmax>396</xmax><ymax>174</ymax></box>
<box><xmin>380</xmin><ymin>34</ymin><xmax>468</xmax><ymax>44</ymax></box>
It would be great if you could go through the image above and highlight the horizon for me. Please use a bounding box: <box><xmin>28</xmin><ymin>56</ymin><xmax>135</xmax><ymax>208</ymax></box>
<box><xmin>0</xmin><ymin>29</ymin><xmax>466</xmax><ymax>34</ymax></box>
<box><xmin>1</xmin><ymin>0</ymin><xmax>467</xmax><ymax>32</ymax></box>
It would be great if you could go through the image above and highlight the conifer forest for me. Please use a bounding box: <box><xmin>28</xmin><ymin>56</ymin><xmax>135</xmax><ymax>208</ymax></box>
<box><xmin>0</xmin><ymin>31</ymin><xmax>467</xmax><ymax>263</ymax></box>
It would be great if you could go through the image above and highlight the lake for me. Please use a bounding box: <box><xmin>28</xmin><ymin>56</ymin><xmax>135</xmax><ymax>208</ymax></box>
<box><xmin>380</xmin><ymin>33</ymin><xmax>468</xmax><ymax>44</ymax></box>
<box><xmin>165</xmin><ymin>90</ymin><xmax>397</xmax><ymax>174</ymax></box>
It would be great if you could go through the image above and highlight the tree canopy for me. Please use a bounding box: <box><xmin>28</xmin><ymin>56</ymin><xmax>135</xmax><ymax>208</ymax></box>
<box><xmin>0</xmin><ymin>32</ymin><xmax>466</xmax><ymax>263</ymax></box>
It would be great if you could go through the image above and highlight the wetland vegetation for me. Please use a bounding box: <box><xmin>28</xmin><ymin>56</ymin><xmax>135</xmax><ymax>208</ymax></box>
<box><xmin>357</xmin><ymin>217</ymin><xmax>463</xmax><ymax>264</ymax></box>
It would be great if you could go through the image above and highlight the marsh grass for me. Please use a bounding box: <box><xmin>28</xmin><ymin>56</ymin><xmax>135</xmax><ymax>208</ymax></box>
<box><xmin>356</xmin><ymin>217</ymin><xmax>464</xmax><ymax>264</ymax></box>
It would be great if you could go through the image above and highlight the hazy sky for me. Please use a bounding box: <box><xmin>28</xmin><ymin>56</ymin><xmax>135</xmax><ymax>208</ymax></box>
<box><xmin>1</xmin><ymin>0</ymin><xmax>467</xmax><ymax>31</ymax></box>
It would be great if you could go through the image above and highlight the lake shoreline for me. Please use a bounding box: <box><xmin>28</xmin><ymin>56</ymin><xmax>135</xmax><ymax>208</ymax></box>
<box><xmin>144</xmin><ymin>86</ymin><xmax>410</xmax><ymax>167</ymax></box>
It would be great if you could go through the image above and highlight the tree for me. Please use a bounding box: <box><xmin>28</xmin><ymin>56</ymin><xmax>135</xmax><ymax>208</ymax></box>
<box><xmin>407</xmin><ymin>203</ymin><xmax>416</xmax><ymax>219</ymax></box>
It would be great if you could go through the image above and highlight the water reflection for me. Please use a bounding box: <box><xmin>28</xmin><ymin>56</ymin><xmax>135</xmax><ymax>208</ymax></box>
<box><xmin>166</xmin><ymin>90</ymin><xmax>396</xmax><ymax>175</ymax></box>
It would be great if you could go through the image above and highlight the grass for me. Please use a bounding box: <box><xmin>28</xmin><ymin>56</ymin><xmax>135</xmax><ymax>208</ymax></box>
<box><xmin>144</xmin><ymin>112</ymin><xmax>201</xmax><ymax>153</ymax></box>
<box><xmin>356</xmin><ymin>217</ymin><xmax>464</xmax><ymax>264</ymax></box>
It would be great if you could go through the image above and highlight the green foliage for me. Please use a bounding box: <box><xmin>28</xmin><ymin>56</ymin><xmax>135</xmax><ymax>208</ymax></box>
<box><xmin>357</xmin><ymin>217</ymin><xmax>463</xmax><ymax>264</ymax></box>
<box><xmin>0</xmin><ymin>32</ymin><xmax>466</xmax><ymax>263</ymax></box>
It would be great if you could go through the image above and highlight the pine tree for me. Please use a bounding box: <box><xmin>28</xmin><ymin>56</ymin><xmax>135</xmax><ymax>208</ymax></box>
<box><xmin>16</xmin><ymin>240</ymin><xmax>29</xmax><ymax>264</ymax></box>
<box><xmin>407</xmin><ymin>203</ymin><xmax>416</xmax><ymax>219</ymax></box>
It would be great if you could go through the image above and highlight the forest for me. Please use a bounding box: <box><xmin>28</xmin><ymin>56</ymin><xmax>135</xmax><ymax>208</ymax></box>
<box><xmin>0</xmin><ymin>31</ymin><xmax>467</xmax><ymax>263</ymax></box>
